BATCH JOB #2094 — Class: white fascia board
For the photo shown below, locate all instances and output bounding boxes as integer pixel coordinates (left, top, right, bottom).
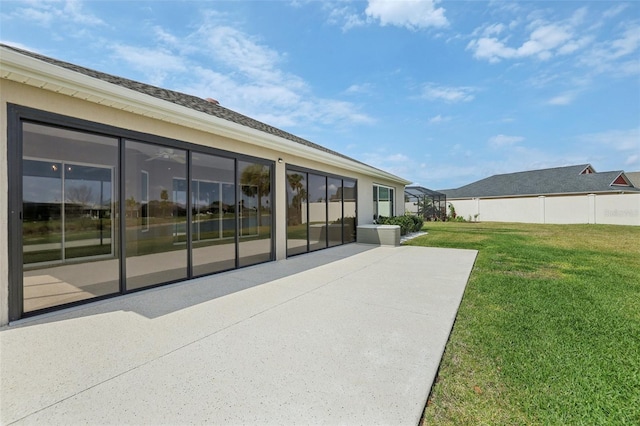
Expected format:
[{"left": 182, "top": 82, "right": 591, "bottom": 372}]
[{"left": 1, "top": 46, "right": 411, "bottom": 186}]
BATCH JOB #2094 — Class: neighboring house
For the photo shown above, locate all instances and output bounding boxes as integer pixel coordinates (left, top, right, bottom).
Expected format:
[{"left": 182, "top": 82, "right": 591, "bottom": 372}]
[
  {"left": 0, "top": 44, "right": 410, "bottom": 324},
  {"left": 440, "top": 164, "right": 640, "bottom": 226}
]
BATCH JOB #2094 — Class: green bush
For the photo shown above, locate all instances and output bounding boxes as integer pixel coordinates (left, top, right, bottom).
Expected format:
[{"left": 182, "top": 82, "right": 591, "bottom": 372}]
[{"left": 377, "top": 214, "right": 423, "bottom": 235}]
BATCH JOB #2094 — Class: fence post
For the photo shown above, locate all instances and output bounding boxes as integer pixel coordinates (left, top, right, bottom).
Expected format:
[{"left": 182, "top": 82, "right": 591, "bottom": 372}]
[
  {"left": 588, "top": 194, "right": 596, "bottom": 224},
  {"left": 538, "top": 196, "right": 546, "bottom": 224}
]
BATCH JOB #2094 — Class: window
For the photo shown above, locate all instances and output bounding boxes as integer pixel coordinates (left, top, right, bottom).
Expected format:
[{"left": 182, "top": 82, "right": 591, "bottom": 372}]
[{"left": 373, "top": 184, "right": 395, "bottom": 220}]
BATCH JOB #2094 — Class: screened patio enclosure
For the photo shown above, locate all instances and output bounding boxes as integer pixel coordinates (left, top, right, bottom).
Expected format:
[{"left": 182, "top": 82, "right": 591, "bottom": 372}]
[{"left": 405, "top": 186, "right": 447, "bottom": 221}]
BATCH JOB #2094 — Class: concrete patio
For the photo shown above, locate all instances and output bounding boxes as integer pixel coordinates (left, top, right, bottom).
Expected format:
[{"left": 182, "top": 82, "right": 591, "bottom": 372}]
[{"left": 1, "top": 243, "right": 477, "bottom": 425}]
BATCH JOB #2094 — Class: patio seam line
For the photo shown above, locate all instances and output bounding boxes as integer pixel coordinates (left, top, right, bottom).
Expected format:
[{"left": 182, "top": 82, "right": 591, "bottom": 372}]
[{"left": 4, "top": 259, "right": 375, "bottom": 424}]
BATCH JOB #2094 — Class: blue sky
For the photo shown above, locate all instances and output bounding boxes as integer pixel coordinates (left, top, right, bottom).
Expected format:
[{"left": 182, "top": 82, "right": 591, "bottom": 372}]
[{"left": 1, "top": 0, "right": 639, "bottom": 189}]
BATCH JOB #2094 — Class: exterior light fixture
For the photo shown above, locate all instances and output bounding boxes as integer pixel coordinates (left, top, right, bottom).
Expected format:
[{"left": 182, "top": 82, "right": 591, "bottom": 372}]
[{"left": 278, "top": 158, "right": 283, "bottom": 164}]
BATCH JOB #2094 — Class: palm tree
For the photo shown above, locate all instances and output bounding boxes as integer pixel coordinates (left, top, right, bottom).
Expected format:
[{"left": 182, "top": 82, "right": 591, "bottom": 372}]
[
  {"left": 286, "top": 172, "right": 306, "bottom": 225},
  {"left": 240, "top": 164, "right": 271, "bottom": 227}
]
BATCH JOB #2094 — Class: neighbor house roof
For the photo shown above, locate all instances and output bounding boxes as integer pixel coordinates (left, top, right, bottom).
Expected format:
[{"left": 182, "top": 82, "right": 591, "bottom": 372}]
[
  {"left": 441, "top": 164, "right": 640, "bottom": 199},
  {"left": 0, "top": 43, "right": 411, "bottom": 185},
  {"left": 626, "top": 172, "right": 640, "bottom": 188}
]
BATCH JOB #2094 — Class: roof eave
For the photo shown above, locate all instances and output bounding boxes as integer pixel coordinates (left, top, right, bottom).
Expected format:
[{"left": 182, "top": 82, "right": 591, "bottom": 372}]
[{"left": 1, "top": 46, "right": 411, "bottom": 186}]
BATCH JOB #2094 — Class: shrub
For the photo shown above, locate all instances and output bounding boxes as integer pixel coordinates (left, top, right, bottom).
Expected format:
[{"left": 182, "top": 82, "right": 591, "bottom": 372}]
[{"left": 377, "top": 214, "right": 423, "bottom": 235}]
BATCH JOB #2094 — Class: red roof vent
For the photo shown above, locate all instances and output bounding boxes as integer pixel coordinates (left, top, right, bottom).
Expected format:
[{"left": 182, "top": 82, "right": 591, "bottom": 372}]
[{"left": 205, "top": 98, "right": 220, "bottom": 105}]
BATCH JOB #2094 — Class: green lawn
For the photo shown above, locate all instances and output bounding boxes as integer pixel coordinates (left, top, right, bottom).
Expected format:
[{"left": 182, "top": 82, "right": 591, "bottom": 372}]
[{"left": 405, "top": 222, "right": 640, "bottom": 425}]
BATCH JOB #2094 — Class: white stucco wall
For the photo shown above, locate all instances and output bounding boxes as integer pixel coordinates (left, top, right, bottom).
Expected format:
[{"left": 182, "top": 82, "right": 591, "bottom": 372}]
[{"left": 0, "top": 77, "right": 407, "bottom": 324}]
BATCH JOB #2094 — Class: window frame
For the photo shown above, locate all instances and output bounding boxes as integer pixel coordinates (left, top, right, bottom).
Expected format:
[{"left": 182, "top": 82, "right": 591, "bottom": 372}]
[{"left": 373, "top": 184, "right": 396, "bottom": 220}]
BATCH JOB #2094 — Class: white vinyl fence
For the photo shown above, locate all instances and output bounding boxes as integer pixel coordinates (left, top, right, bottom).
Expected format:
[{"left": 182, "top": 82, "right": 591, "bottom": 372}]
[{"left": 448, "top": 193, "right": 640, "bottom": 226}]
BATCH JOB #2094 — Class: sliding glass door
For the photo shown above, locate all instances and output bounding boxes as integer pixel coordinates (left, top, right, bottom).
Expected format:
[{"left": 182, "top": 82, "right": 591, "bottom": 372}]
[
  {"left": 12, "top": 110, "right": 275, "bottom": 320},
  {"left": 285, "top": 166, "right": 357, "bottom": 257}
]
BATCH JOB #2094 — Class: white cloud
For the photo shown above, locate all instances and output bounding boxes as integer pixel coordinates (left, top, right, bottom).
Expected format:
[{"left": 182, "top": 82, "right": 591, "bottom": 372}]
[
  {"left": 105, "top": 12, "right": 373, "bottom": 131},
  {"left": 483, "top": 23, "right": 505, "bottom": 37},
  {"left": 547, "top": 92, "right": 576, "bottom": 106},
  {"left": 428, "top": 114, "right": 451, "bottom": 124},
  {"left": 603, "top": 4, "right": 628, "bottom": 19},
  {"left": 625, "top": 154, "right": 638, "bottom": 166},
  {"left": 468, "top": 21, "right": 580, "bottom": 62},
  {"left": 577, "top": 129, "right": 640, "bottom": 153},
  {"left": 326, "top": 5, "right": 367, "bottom": 31},
  {"left": 466, "top": 5, "right": 601, "bottom": 63},
  {"left": 421, "top": 83, "right": 476, "bottom": 103},
  {"left": 365, "top": 0, "right": 448, "bottom": 30},
  {"left": 9, "top": 0, "right": 104, "bottom": 28},
  {"left": 110, "top": 44, "right": 188, "bottom": 86},
  {"left": 579, "top": 24, "right": 640, "bottom": 77},
  {"left": 345, "top": 83, "right": 374, "bottom": 95},
  {"left": 488, "top": 134, "right": 524, "bottom": 148},
  {"left": 194, "top": 23, "right": 292, "bottom": 85}
]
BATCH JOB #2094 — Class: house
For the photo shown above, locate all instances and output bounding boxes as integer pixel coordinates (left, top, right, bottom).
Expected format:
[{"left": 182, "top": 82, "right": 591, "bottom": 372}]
[
  {"left": 0, "top": 44, "right": 410, "bottom": 324},
  {"left": 440, "top": 164, "right": 640, "bottom": 225}
]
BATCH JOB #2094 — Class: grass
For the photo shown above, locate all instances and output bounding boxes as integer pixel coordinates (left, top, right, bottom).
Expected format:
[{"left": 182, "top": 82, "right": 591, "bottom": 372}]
[{"left": 406, "top": 222, "right": 640, "bottom": 425}]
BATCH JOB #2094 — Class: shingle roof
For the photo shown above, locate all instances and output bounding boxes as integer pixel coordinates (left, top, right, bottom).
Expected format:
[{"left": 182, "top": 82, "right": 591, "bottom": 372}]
[
  {"left": 626, "top": 172, "right": 640, "bottom": 188},
  {"left": 441, "top": 164, "right": 640, "bottom": 199},
  {"left": 1, "top": 43, "right": 368, "bottom": 167}
]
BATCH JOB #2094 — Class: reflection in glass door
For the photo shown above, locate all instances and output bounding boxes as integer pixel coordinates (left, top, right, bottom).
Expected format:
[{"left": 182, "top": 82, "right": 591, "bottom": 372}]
[
  {"left": 191, "top": 152, "right": 236, "bottom": 276},
  {"left": 125, "top": 141, "right": 188, "bottom": 290},
  {"left": 286, "top": 170, "right": 308, "bottom": 256},
  {"left": 308, "top": 174, "right": 327, "bottom": 251},
  {"left": 64, "top": 164, "right": 114, "bottom": 260},
  {"left": 22, "top": 122, "right": 120, "bottom": 313},
  {"left": 238, "top": 161, "right": 272, "bottom": 267}
]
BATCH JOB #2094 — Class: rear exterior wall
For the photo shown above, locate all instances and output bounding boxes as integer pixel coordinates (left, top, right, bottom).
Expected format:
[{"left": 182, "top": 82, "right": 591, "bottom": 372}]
[{"left": 0, "top": 79, "right": 404, "bottom": 325}]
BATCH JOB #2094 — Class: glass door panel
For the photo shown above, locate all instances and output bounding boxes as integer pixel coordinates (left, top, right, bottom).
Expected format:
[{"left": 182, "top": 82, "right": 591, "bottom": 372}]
[
  {"left": 22, "top": 123, "right": 119, "bottom": 313},
  {"left": 22, "top": 159, "right": 63, "bottom": 265},
  {"left": 308, "top": 174, "right": 327, "bottom": 251},
  {"left": 191, "top": 152, "right": 236, "bottom": 276},
  {"left": 286, "top": 171, "right": 308, "bottom": 256},
  {"left": 343, "top": 179, "right": 357, "bottom": 243},
  {"left": 327, "top": 177, "right": 343, "bottom": 247},
  {"left": 238, "top": 161, "right": 272, "bottom": 267},
  {"left": 125, "top": 141, "right": 187, "bottom": 290}
]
